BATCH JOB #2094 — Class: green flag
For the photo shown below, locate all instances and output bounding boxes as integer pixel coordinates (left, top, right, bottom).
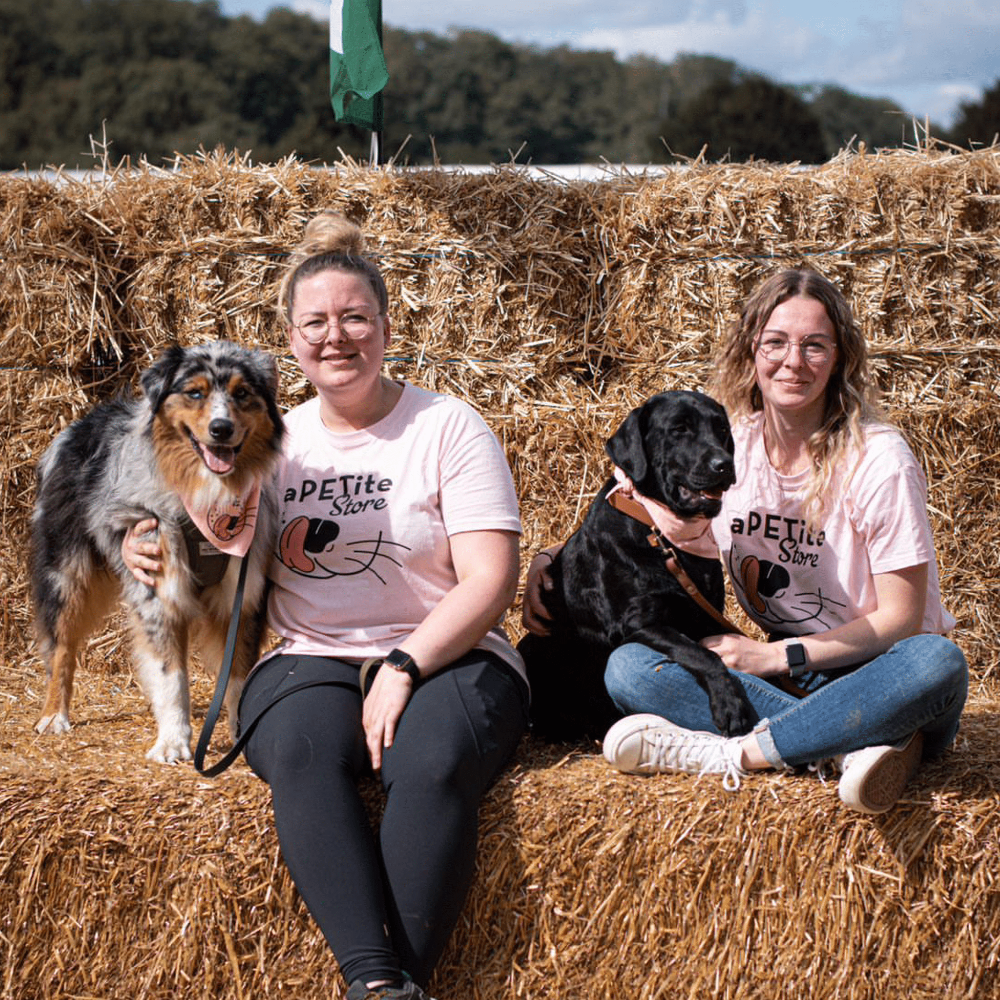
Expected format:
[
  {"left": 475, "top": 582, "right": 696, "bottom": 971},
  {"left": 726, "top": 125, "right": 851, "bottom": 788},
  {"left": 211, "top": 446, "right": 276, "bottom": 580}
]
[{"left": 329, "top": 0, "right": 388, "bottom": 131}]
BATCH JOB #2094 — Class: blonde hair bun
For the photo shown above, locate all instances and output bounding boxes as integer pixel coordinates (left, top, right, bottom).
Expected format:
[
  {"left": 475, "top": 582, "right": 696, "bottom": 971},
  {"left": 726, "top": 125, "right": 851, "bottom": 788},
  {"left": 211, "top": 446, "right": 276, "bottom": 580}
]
[
  {"left": 279, "top": 212, "right": 387, "bottom": 321},
  {"left": 298, "top": 211, "right": 366, "bottom": 258}
]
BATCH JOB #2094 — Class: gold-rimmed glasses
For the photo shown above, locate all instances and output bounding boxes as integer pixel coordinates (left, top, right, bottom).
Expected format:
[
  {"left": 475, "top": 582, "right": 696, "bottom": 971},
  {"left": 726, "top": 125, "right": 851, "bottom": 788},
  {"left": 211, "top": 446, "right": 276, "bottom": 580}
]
[
  {"left": 756, "top": 334, "right": 836, "bottom": 365},
  {"left": 293, "top": 311, "right": 383, "bottom": 343}
]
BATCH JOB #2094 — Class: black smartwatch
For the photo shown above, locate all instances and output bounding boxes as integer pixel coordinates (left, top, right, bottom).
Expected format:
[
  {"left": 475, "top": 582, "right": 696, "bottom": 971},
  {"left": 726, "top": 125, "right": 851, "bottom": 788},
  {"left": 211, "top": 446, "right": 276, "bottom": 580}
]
[
  {"left": 384, "top": 647, "right": 421, "bottom": 684},
  {"left": 784, "top": 640, "right": 808, "bottom": 677}
]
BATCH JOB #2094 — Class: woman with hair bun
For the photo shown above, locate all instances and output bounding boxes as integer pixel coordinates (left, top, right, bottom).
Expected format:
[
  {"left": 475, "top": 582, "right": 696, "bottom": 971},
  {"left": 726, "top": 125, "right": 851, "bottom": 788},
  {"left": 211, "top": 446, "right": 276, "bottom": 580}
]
[
  {"left": 128, "top": 212, "right": 528, "bottom": 999},
  {"left": 525, "top": 268, "right": 967, "bottom": 813}
]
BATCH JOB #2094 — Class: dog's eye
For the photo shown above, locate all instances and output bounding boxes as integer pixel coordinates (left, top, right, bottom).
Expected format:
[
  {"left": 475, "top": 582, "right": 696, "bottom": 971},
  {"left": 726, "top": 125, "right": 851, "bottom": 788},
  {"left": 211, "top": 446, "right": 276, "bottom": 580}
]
[
  {"left": 232, "top": 386, "right": 250, "bottom": 401},
  {"left": 185, "top": 388, "right": 204, "bottom": 400}
]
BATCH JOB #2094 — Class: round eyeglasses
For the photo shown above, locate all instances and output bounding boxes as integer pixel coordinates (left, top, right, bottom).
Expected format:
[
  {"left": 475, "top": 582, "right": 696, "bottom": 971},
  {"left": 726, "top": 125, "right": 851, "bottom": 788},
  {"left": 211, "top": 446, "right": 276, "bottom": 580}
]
[
  {"left": 293, "top": 312, "right": 382, "bottom": 344},
  {"left": 756, "top": 334, "right": 836, "bottom": 365}
]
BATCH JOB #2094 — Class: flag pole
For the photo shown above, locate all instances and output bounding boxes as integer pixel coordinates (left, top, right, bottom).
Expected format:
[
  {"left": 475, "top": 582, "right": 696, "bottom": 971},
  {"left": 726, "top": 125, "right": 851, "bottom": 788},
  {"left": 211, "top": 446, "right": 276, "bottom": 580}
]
[
  {"left": 371, "top": 0, "right": 383, "bottom": 166},
  {"left": 330, "top": 0, "right": 387, "bottom": 163}
]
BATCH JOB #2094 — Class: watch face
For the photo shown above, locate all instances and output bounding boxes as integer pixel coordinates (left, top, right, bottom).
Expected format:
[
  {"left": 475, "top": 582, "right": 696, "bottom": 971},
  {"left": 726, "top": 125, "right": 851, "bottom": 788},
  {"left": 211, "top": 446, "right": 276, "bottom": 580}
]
[
  {"left": 786, "top": 642, "right": 807, "bottom": 669},
  {"left": 385, "top": 648, "right": 420, "bottom": 681}
]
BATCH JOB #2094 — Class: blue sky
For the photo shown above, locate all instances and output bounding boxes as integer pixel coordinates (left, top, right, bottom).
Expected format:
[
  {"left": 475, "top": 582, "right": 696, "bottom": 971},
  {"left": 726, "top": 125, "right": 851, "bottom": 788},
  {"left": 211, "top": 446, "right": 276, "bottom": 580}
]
[{"left": 218, "top": 0, "right": 997, "bottom": 129}]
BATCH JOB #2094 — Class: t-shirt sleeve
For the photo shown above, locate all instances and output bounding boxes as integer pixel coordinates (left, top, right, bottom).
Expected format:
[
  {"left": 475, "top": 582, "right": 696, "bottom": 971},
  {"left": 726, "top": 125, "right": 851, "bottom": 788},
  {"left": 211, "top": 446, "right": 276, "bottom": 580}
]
[
  {"left": 436, "top": 403, "right": 522, "bottom": 536},
  {"left": 848, "top": 432, "right": 935, "bottom": 575}
]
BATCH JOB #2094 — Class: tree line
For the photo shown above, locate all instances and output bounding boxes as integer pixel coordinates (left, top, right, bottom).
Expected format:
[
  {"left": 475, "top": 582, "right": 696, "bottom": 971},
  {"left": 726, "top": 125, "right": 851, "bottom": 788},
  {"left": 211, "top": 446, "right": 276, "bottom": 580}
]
[{"left": 1, "top": 0, "right": 997, "bottom": 171}]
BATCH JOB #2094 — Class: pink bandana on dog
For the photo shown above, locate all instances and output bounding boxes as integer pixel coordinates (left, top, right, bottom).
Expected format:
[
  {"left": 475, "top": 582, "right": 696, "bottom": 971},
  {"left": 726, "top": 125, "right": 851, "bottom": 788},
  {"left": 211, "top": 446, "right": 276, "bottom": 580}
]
[
  {"left": 608, "top": 466, "right": 719, "bottom": 560},
  {"left": 181, "top": 479, "right": 262, "bottom": 558}
]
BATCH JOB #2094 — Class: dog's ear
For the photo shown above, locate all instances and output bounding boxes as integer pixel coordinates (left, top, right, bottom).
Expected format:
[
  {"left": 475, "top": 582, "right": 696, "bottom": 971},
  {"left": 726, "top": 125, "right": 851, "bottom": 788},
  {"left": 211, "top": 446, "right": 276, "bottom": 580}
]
[
  {"left": 244, "top": 350, "right": 285, "bottom": 445},
  {"left": 140, "top": 345, "right": 187, "bottom": 416},
  {"left": 253, "top": 350, "right": 279, "bottom": 398},
  {"left": 605, "top": 404, "right": 648, "bottom": 483}
]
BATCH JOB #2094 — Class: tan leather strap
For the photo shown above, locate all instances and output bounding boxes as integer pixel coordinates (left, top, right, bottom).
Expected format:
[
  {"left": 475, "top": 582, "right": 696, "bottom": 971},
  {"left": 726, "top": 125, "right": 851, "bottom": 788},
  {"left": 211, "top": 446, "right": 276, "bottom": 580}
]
[
  {"left": 646, "top": 528, "right": 747, "bottom": 636},
  {"left": 606, "top": 489, "right": 655, "bottom": 525},
  {"left": 608, "top": 490, "right": 740, "bottom": 632},
  {"left": 608, "top": 490, "right": 809, "bottom": 699}
]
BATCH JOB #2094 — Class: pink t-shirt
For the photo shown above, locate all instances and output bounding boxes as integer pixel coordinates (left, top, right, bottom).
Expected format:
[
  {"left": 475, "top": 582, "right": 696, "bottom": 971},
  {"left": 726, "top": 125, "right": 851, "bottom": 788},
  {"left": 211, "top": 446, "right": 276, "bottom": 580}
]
[
  {"left": 262, "top": 383, "right": 526, "bottom": 683},
  {"left": 713, "top": 414, "right": 955, "bottom": 637}
]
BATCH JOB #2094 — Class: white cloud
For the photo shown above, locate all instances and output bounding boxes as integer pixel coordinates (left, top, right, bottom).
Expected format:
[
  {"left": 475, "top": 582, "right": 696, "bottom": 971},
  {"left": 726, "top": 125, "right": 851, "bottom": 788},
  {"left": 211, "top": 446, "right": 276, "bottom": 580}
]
[
  {"left": 288, "top": 0, "right": 327, "bottom": 20},
  {"left": 293, "top": 0, "right": 744, "bottom": 40},
  {"left": 546, "top": 1, "right": 997, "bottom": 124},
  {"left": 562, "top": 5, "right": 828, "bottom": 80}
]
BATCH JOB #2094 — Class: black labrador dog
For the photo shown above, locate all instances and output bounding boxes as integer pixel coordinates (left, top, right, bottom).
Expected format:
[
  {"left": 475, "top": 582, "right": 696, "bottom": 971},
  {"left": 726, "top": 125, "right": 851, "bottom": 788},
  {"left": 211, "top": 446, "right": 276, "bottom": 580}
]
[{"left": 519, "top": 390, "right": 757, "bottom": 741}]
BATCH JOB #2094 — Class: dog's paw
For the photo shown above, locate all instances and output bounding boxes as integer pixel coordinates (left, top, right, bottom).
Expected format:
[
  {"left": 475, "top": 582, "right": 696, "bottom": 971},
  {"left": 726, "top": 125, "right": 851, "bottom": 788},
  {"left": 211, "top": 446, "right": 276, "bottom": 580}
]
[
  {"left": 35, "top": 711, "right": 72, "bottom": 735},
  {"left": 710, "top": 678, "right": 757, "bottom": 738},
  {"left": 145, "top": 734, "right": 193, "bottom": 764}
]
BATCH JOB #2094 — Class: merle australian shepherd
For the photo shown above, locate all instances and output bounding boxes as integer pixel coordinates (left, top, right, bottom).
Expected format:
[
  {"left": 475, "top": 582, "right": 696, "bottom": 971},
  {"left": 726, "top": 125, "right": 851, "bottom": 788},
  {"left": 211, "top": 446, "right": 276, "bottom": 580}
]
[{"left": 30, "top": 342, "right": 284, "bottom": 763}]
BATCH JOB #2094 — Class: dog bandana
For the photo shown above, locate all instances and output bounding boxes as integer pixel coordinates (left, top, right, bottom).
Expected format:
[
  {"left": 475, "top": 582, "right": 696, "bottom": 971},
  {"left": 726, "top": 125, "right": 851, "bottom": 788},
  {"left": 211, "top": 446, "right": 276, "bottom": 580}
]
[
  {"left": 181, "top": 479, "right": 262, "bottom": 558},
  {"left": 609, "top": 467, "right": 719, "bottom": 560}
]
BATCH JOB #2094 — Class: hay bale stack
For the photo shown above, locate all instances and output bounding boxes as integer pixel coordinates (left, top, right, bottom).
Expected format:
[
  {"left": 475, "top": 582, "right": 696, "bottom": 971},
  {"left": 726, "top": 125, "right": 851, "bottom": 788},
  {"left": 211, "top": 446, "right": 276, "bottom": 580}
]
[
  {"left": 2, "top": 698, "right": 999, "bottom": 1000},
  {"left": 2, "top": 146, "right": 1000, "bottom": 998}
]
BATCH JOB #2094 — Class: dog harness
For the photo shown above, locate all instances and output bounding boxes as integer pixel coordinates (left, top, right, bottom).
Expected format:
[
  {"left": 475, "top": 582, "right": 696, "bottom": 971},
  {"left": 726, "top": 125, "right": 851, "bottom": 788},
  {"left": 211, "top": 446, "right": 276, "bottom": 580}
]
[
  {"left": 181, "top": 516, "right": 231, "bottom": 590},
  {"left": 177, "top": 478, "right": 262, "bottom": 589}
]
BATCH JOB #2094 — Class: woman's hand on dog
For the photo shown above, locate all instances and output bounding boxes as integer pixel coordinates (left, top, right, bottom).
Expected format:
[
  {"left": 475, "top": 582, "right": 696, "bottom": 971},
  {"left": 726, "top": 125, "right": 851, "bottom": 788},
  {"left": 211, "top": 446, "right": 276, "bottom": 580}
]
[
  {"left": 701, "top": 633, "right": 785, "bottom": 676},
  {"left": 362, "top": 666, "right": 414, "bottom": 771},
  {"left": 122, "top": 518, "right": 163, "bottom": 588},
  {"left": 521, "top": 545, "right": 563, "bottom": 635}
]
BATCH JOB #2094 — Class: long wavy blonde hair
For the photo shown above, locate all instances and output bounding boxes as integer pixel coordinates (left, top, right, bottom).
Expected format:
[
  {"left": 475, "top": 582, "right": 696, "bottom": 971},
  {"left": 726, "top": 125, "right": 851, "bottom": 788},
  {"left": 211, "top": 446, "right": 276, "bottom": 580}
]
[
  {"left": 277, "top": 212, "right": 388, "bottom": 322},
  {"left": 708, "top": 269, "right": 882, "bottom": 525}
]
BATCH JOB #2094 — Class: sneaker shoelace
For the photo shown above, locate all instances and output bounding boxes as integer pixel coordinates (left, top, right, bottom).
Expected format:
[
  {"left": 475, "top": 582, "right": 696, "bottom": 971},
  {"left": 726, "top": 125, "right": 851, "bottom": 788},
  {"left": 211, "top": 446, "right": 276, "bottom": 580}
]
[
  {"left": 642, "top": 728, "right": 746, "bottom": 791},
  {"left": 807, "top": 756, "right": 844, "bottom": 783}
]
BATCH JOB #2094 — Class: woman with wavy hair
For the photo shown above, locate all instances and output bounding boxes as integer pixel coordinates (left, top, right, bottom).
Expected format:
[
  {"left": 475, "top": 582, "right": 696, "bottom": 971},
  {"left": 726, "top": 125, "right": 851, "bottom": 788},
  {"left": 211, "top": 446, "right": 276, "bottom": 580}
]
[
  {"left": 525, "top": 268, "right": 967, "bottom": 812},
  {"left": 711, "top": 268, "right": 878, "bottom": 528}
]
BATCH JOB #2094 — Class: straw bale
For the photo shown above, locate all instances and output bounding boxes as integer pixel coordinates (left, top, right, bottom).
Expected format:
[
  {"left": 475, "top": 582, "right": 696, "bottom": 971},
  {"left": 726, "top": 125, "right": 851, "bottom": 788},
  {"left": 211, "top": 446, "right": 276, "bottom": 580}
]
[
  {"left": 589, "top": 151, "right": 1000, "bottom": 378},
  {"left": 2, "top": 689, "right": 999, "bottom": 1000},
  {"left": 295, "top": 164, "right": 604, "bottom": 381},
  {"left": 3, "top": 146, "right": 1000, "bottom": 999},
  {"left": 0, "top": 175, "right": 126, "bottom": 371}
]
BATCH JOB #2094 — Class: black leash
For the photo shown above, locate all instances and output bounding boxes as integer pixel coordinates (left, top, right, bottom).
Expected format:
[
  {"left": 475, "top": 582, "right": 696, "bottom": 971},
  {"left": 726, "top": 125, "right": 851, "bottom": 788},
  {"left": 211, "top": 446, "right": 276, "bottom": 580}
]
[
  {"left": 193, "top": 556, "right": 356, "bottom": 776},
  {"left": 194, "top": 554, "right": 250, "bottom": 776}
]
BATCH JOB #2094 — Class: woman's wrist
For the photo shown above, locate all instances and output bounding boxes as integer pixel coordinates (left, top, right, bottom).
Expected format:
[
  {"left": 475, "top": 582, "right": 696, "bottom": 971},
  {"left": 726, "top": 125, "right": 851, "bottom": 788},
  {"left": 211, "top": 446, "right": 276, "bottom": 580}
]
[
  {"left": 383, "top": 647, "right": 421, "bottom": 683},
  {"left": 778, "top": 638, "right": 808, "bottom": 676}
]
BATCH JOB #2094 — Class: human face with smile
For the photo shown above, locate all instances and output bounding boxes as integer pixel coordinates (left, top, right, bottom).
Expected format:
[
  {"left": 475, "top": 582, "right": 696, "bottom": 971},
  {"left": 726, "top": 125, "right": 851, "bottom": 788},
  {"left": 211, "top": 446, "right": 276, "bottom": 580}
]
[
  {"left": 753, "top": 295, "right": 837, "bottom": 429},
  {"left": 288, "top": 268, "right": 392, "bottom": 423}
]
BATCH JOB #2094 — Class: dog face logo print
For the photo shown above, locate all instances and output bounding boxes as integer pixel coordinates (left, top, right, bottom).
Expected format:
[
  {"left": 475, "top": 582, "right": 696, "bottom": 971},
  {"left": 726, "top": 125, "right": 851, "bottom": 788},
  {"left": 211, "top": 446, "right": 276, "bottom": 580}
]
[
  {"left": 731, "top": 552, "right": 846, "bottom": 630},
  {"left": 184, "top": 482, "right": 262, "bottom": 557},
  {"left": 278, "top": 515, "right": 410, "bottom": 582},
  {"left": 207, "top": 495, "right": 254, "bottom": 542}
]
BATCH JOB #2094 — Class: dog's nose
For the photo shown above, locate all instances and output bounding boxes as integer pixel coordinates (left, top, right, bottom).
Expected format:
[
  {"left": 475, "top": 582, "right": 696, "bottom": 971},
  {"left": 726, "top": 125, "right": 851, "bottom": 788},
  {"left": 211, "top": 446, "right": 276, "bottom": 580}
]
[
  {"left": 710, "top": 454, "right": 735, "bottom": 479},
  {"left": 208, "top": 418, "right": 235, "bottom": 442}
]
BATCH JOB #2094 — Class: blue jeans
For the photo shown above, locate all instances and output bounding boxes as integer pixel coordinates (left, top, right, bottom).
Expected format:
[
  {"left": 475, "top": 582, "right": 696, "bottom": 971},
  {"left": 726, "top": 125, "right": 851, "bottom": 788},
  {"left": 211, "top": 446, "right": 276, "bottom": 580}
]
[{"left": 604, "top": 634, "right": 968, "bottom": 768}]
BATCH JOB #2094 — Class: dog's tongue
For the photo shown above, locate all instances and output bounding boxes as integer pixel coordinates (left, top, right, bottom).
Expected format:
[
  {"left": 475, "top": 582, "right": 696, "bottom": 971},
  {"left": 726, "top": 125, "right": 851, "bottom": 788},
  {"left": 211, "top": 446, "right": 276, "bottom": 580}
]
[
  {"left": 201, "top": 444, "right": 236, "bottom": 475},
  {"left": 701, "top": 488, "right": 723, "bottom": 501}
]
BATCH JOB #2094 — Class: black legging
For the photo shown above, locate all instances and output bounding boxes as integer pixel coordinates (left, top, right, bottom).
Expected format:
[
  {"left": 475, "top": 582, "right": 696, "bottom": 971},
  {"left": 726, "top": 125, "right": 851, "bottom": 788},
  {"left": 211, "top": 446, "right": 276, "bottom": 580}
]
[{"left": 239, "top": 651, "right": 528, "bottom": 988}]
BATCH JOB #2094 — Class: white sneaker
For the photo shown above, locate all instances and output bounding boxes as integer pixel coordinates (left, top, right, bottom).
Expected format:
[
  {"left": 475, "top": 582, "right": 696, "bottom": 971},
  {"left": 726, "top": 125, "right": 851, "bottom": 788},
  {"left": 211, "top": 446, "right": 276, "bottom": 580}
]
[
  {"left": 837, "top": 731, "right": 924, "bottom": 814},
  {"left": 603, "top": 713, "right": 748, "bottom": 791}
]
